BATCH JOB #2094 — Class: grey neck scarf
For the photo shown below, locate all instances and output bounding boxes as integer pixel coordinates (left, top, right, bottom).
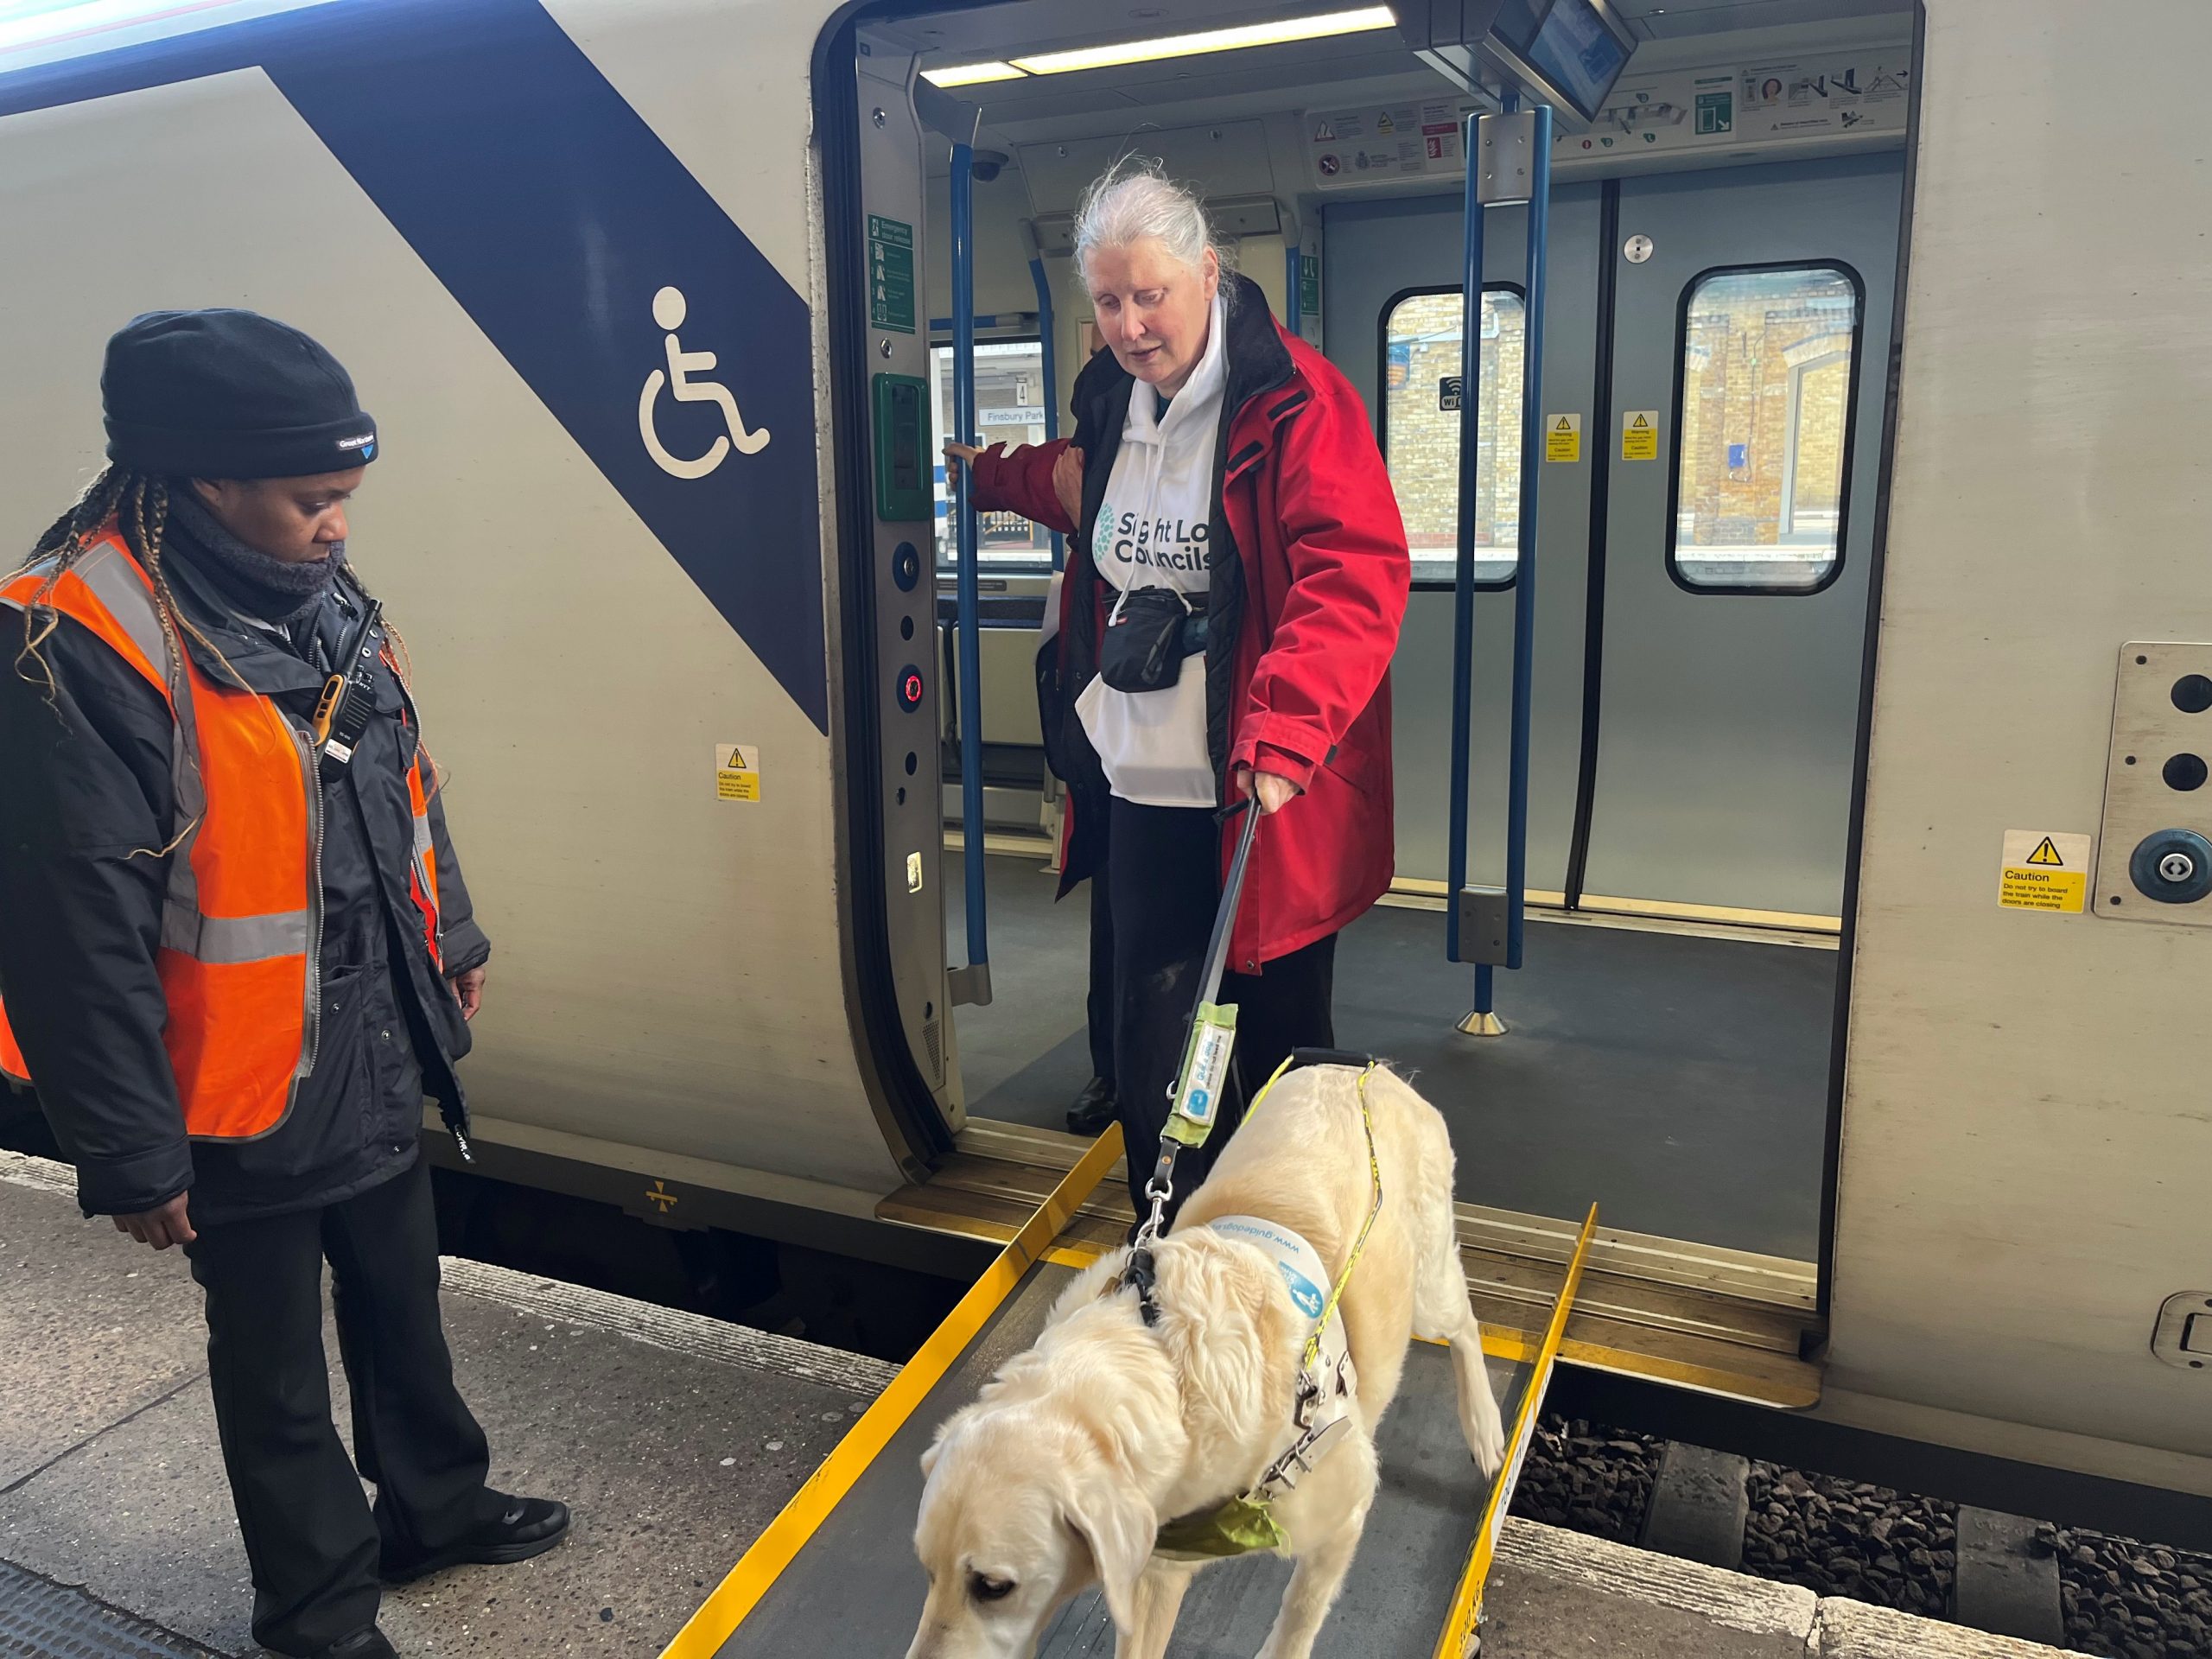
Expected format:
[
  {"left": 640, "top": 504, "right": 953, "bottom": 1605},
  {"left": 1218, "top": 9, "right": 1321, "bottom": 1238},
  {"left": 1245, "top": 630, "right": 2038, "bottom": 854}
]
[{"left": 163, "top": 486, "right": 344, "bottom": 626}]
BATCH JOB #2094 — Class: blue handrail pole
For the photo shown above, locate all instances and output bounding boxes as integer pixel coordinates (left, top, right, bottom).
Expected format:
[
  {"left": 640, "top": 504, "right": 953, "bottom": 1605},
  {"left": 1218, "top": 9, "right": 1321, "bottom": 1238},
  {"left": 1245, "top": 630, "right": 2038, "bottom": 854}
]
[
  {"left": 1505, "top": 105, "right": 1553, "bottom": 970},
  {"left": 951, "top": 142, "right": 988, "bottom": 983},
  {"left": 1446, "top": 110, "right": 1486, "bottom": 968},
  {"left": 1025, "top": 251, "right": 1064, "bottom": 571},
  {"left": 1285, "top": 244, "right": 1301, "bottom": 333}
]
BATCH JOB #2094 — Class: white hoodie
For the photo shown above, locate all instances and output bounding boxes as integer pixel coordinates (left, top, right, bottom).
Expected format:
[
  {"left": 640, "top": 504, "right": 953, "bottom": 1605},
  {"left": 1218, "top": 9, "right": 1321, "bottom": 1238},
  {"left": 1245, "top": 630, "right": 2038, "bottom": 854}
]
[{"left": 1076, "top": 295, "right": 1228, "bottom": 808}]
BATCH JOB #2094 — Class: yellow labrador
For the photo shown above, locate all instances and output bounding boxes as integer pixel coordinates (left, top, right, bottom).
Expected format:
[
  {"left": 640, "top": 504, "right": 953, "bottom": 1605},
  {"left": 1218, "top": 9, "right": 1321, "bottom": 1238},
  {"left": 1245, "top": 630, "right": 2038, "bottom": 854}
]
[{"left": 906, "top": 1063, "right": 1505, "bottom": 1659}]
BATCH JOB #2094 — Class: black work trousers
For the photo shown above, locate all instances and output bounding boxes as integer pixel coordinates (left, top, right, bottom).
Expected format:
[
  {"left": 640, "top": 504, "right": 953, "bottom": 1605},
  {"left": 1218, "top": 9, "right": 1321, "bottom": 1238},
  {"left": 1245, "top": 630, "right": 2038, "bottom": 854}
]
[
  {"left": 1085, "top": 862, "right": 1116, "bottom": 1084},
  {"left": 1107, "top": 797, "right": 1337, "bottom": 1220},
  {"left": 187, "top": 1157, "right": 493, "bottom": 1656}
]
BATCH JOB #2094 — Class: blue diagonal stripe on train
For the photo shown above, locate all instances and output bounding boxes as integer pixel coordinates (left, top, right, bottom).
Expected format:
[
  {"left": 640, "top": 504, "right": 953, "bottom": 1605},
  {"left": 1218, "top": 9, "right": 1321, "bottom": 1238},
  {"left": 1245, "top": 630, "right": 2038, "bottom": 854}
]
[{"left": 0, "top": 0, "right": 828, "bottom": 733}]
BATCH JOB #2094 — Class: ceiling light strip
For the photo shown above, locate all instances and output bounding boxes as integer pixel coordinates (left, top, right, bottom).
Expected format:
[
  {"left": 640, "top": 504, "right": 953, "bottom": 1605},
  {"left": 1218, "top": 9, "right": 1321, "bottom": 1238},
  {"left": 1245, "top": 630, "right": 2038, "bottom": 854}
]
[
  {"left": 922, "top": 5, "right": 1398, "bottom": 87},
  {"left": 918, "top": 59, "right": 1028, "bottom": 88}
]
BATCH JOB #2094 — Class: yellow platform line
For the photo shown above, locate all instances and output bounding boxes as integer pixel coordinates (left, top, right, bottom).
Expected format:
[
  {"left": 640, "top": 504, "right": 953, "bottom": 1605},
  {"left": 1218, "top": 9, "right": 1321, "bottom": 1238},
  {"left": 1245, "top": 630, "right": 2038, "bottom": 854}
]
[
  {"left": 1433, "top": 1204, "right": 1600, "bottom": 1659},
  {"left": 658, "top": 1124, "right": 1124, "bottom": 1658}
]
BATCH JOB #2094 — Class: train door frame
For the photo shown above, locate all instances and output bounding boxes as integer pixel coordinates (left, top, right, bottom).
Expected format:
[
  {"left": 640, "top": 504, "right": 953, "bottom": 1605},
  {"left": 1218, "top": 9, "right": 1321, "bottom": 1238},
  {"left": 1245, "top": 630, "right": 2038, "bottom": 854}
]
[
  {"left": 1815, "top": 0, "right": 1927, "bottom": 1326},
  {"left": 811, "top": 0, "right": 1931, "bottom": 1330}
]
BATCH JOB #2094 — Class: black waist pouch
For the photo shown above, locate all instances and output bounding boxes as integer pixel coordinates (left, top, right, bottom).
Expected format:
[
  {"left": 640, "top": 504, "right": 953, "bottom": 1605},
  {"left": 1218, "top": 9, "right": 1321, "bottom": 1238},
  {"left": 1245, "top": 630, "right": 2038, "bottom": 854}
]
[{"left": 1098, "top": 587, "right": 1208, "bottom": 694}]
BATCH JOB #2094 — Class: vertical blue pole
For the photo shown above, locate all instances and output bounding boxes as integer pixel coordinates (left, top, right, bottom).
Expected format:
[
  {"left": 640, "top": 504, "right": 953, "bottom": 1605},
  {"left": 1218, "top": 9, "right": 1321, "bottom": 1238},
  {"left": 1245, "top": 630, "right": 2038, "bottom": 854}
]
[
  {"left": 1504, "top": 105, "right": 1553, "bottom": 970},
  {"left": 1025, "top": 253, "right": 1064, "bottom": 571},
  {"left": 951, "top": 143, "right": 988, "bottom": 977},
  {"left": 1446, "top": 111, "right": 1486, "bottom": 969},
  {"left": 1285, "top": 244, "right": 1301, "bottom": 334}
]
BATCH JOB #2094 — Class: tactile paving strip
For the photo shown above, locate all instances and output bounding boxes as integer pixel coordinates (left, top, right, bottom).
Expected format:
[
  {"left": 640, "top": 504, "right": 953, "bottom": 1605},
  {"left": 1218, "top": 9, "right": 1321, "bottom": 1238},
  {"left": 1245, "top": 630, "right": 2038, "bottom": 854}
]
[{"left": 0, "top": 1561, "right": 213, "bottom": 1658}]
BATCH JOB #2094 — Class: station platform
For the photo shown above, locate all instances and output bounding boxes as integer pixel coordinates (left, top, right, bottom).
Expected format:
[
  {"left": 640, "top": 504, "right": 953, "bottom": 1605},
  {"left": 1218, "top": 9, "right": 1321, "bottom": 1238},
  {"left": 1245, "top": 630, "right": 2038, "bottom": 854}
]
[{"left": 0, "top": 1149, "right": 2085, "bottom": 1659}]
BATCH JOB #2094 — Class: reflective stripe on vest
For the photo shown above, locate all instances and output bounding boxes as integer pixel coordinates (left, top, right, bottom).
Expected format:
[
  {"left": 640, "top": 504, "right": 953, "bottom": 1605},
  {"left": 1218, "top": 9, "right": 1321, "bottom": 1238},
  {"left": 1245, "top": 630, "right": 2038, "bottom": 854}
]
[
  {"left": 404, "top": 758, "right": 442, "bottom": 969},
  {"left": 0, "top": 530, "right": 315, "bottom": 1140}
]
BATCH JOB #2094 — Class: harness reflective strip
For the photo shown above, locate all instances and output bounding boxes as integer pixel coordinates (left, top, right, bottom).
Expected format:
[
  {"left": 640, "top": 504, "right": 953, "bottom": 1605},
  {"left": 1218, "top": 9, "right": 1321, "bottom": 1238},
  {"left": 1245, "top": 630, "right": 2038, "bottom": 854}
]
[{"left": 161, "top": 906, "right": 311, "bottom": 964}]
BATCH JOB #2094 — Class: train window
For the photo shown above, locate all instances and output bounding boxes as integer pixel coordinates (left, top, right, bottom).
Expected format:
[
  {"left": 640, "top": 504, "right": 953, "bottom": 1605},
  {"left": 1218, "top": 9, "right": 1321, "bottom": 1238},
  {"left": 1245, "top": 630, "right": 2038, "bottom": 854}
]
[
  {"left": 1669, "top": 264, "right": 1862, "bottom": 594},
  {"left": 1379, "top": 286, "right": 1526, "bottom": 588},
  {"left": 931, "top": 340, "right": 1055, "bottom": 572}
]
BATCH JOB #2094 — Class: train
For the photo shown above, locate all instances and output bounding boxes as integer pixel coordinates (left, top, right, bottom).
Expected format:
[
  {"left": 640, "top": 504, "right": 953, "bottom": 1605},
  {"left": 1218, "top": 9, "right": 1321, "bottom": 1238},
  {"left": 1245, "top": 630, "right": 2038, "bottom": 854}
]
[{"left": 2, "top": 0, "right": 2207, "bottom": 1529}]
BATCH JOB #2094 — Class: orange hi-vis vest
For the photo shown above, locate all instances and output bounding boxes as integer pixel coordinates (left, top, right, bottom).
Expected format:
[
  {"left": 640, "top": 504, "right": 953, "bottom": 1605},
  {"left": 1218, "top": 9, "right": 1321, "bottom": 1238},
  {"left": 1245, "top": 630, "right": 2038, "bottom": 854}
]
[{"left": 0, "top": 526, "right": 442, "bottom": 1139}]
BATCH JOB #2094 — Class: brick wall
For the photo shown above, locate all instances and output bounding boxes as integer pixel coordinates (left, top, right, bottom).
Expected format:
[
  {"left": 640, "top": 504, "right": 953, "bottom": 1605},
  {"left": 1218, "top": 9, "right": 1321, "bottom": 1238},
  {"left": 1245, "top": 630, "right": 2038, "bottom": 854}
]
[
  {"left": 1382, "top": 295, "right": 1526, "bottom": 570},
  {"left": 1677, "top": 277, "right": 1855, "bottom": 551}
]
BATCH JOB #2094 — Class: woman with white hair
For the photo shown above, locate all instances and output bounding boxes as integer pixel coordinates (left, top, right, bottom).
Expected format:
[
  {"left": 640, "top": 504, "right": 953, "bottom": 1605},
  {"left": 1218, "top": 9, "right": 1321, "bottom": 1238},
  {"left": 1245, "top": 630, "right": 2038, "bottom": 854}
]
[{"left": 949, "top": 162, "right": 1411, "bottom": 1217}]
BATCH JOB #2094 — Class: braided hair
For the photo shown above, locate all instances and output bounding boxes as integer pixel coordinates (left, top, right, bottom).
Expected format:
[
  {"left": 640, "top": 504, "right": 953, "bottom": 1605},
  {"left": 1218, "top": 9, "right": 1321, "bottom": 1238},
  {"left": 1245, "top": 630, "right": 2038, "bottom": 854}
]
[
  {"left": 13, "top": 465, "right": 245, "bottom": 698},
  {"left": 12, "top": 467, "right": 443, "bottom": 805}
]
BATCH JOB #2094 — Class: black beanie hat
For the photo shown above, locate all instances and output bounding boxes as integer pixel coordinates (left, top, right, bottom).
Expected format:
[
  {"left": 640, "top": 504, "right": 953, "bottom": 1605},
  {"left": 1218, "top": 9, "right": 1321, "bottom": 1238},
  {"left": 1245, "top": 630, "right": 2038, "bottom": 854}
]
[{"left": 101, "top": 309, "right": 378, "bottom": 480}]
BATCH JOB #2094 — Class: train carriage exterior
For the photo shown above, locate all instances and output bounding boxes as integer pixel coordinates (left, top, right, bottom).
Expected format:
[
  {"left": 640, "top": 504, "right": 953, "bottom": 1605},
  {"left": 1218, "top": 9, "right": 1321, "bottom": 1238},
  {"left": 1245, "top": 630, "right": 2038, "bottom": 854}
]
[{"left": 1, "top": 0, "right": 2207, "bottom": 1522}]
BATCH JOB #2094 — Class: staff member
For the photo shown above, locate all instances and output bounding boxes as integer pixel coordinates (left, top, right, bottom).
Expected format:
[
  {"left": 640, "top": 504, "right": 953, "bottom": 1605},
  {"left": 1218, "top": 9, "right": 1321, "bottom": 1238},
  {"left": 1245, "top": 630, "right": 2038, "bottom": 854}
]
[
  {"left": 0, "top": 311, "right": 567, "bottom": 1659},
  {"left": 951, "top": 163, "right": 1411, "bottom": 1215}
]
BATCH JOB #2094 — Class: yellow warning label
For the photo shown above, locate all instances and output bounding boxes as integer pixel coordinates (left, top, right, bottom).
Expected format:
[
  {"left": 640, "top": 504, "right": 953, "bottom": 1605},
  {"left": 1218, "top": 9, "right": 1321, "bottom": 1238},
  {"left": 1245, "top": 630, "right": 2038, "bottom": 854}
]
[
  {"left": 1998, "top": 830, "right": 2090, "bottom": 913},
  {"left": 1622, "top": 410, "right": 1660, "bottom": 461},
  {"left": 715, "top": 743, "right": 761, "bottom": 803},
  {"left": 1545, "top": 412, "right": 1581, "bottom": 463}
]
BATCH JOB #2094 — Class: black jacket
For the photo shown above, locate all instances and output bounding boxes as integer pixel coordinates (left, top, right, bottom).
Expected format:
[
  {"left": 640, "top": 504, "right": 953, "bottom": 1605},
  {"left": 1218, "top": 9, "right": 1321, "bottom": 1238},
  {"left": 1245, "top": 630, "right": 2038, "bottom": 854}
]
[{"left": 0, "top": 518, "right": 487, "bottom": 1224}]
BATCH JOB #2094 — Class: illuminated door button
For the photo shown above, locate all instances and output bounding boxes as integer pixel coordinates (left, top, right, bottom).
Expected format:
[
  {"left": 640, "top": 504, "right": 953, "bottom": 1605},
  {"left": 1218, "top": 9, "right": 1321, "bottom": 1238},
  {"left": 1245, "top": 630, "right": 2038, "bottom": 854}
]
[{"left": 896, "top": 664, "right": 925, "bottom": 711}]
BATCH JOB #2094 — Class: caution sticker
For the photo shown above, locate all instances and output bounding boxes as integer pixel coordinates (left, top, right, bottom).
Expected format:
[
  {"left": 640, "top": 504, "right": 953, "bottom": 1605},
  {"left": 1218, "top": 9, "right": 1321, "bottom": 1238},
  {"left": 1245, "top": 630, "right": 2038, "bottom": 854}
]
[
  {"left": 1999, "top": 830, "right": 2091, "bottom": 912},
  {"left": 1545, "top": 412, "right": 1581, "bottom": 463},
  {"left": 1622, "top": 410, "right": 1660, "bottom": 461},
  {"left": 715, "top": 743, "right": 761, "bottom": 802}
]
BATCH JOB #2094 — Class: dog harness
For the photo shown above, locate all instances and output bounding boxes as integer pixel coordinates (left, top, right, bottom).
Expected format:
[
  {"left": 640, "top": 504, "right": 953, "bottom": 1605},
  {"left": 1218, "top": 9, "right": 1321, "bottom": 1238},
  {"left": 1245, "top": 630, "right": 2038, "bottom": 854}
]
[{"left": 1126, "top": 1061, "right": 1387, "bottom": 1561}]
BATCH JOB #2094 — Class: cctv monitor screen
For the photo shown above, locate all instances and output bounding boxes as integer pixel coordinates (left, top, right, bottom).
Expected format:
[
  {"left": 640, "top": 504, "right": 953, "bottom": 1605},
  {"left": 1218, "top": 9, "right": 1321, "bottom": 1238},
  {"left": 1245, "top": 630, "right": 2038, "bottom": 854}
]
[{"left": 1520, "top": 0, "right": 1632, "bottom": 122}]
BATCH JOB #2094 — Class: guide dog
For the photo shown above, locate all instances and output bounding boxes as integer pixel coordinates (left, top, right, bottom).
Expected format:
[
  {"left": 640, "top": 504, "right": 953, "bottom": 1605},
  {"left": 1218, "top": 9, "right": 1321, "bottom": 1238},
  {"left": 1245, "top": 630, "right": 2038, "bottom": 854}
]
[{"left": 904, "top": 1062, "right": 1506, "bottom": 1659}]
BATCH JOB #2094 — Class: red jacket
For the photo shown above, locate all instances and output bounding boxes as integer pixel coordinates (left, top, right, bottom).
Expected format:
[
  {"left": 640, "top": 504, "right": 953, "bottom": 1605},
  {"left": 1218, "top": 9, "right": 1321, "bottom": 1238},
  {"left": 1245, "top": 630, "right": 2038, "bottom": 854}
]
[{"left": 972, "top": 276, "right": 1411, "bottom": 971}]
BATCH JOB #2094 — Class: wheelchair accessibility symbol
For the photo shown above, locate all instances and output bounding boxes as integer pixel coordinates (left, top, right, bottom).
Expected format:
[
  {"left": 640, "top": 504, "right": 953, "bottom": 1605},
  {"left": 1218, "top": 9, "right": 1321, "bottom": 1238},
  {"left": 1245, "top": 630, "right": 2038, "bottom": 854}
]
[{"left": 639, "top": 285, "right": 771, "bottom": 478}]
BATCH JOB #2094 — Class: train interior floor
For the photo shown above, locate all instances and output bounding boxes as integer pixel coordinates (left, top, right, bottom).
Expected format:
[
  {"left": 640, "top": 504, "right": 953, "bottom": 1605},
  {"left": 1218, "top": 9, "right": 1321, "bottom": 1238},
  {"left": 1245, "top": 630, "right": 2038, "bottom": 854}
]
[{"left": 948, "top": 851, "right": 1839, "bottom": 1262}]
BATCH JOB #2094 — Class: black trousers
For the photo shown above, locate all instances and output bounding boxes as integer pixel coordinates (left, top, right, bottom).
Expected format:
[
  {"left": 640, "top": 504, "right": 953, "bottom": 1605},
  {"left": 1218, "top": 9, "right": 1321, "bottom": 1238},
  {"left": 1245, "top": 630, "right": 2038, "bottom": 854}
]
[
  {"left": 187, "top": 1157, "right": 493, "bottom": 1655},
  {"left": 1107, "top": 798, "right": 1337, "bottom": 1219},
  {"left": 1086, "top": 862, "right": 1116, "bottom": 1084}
]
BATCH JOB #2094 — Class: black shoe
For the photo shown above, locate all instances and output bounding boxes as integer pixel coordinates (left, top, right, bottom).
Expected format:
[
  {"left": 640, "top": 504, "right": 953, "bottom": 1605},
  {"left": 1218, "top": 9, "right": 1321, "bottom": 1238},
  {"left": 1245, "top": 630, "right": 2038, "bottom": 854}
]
[
  {"left": 313, "top": 1630, "right": 397, "bottom": 1659},
  {"left": 1066, "top": 1076, "right": 1116, "bottom": 1135},
  {"left": 380, "top": 1495, "right": 570, "bottom": 1584}
]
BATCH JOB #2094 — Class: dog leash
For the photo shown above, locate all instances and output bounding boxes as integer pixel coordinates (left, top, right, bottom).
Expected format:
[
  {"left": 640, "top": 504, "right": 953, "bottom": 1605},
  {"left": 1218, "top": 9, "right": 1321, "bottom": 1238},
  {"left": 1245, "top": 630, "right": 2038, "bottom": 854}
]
[{"left": 1122, "top": 797, "right": 1262, "bottom": 1313}]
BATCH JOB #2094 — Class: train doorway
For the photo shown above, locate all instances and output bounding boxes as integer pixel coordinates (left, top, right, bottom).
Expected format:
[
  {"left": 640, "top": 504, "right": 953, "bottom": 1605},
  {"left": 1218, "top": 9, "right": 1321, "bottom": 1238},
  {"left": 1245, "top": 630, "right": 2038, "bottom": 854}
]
[{"left": 833, "top": 0, "right": 1916, "bottom": 1370}]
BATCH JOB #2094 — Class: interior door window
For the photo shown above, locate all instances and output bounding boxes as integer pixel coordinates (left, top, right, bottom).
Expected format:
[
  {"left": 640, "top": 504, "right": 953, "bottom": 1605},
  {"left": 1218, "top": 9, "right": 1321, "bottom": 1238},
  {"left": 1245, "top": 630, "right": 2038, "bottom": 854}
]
[
  {"left": 931, "top": 339, "right": 1055, "bottom": 571},
  {"left": 1669, "top": 264, "right": 1862, "bottom": 594},
  {"left": 1380, "top": 287, "right": 1526, "bottom": 588}
]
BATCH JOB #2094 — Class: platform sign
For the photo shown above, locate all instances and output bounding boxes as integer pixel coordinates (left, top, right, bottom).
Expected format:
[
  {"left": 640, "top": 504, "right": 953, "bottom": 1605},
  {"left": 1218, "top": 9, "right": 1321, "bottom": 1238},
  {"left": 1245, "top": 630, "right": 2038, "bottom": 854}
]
[
  {"left": 715, "top": 743, "right": 761, "bottom": 802},
  {"left": 1999, "top": 830, "right": 2091, "bottom": 912},
  {"left": 1545, "top": 413, "right": 1582, "bottom": 462},
  {"left": 867, "top": 214, "right": 915, "bottom": 334},
  {"left": 1622, "top": 410, "right": 1660, "bottom": 460}
]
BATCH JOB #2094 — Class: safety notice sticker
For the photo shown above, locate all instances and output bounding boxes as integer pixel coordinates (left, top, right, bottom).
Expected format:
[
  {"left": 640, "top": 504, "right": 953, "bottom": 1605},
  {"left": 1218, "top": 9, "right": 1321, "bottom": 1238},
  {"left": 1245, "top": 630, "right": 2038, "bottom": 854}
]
[
  {"left": 1545, "top": 413, "right": 1582, "bottom": 462},
  {"left": 715, "top": 744, "right": 761, "bottom": 803},
  {"left": 1999, "top": 830, "right": 2090, "bottom": 912},
  {"left": 1622, "top": 410, "right": 1660, "bottom": 461}
]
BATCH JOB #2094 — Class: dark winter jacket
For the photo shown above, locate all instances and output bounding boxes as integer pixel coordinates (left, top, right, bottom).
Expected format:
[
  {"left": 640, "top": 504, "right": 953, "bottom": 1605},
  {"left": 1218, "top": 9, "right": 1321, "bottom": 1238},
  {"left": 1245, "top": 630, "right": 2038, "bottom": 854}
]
[
  {"left": 972, "top": 272, "right": 1412, "bottom": 970},
  {"left": 0, "top": 513, "right": 486, "bottom": 1224}
]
